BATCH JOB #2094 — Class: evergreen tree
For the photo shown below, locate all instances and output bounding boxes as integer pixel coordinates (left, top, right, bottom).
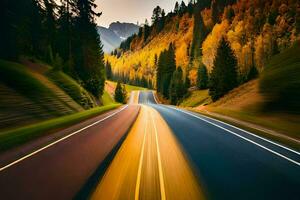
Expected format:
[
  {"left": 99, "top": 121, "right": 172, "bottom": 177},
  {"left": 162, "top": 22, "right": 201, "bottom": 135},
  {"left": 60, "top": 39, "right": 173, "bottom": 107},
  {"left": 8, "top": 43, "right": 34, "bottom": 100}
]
[
  {"left": 211, "top": 0, "right": 219, "bottom": 24},
  {"left": 1, "top": 0, "right": 43, "bottom": 59},
  {"left": 105, "top": 61, "right": 113, "bottom": 80},
  {"left": 169, "top": 67, "right": 186, "bottom": 105},
  {"left": 209, "top": 38, "right": 238, "bottom": 101},
  {"left": 156, "top": 43, "right": 176, "bottom": 99},
  {"left": 245, "top": 64, "right": 258, "bottom": 82},
  {"left": 190, "top": 7, "right": 206, "bottom": 62},
  {"left": 179, "top": 1, "right": 187, "bottom": 16},
  {"left": 43, "top": 0, "right": 57, "bottom": 62},
  {"left": 73, "top": 0, "right": 105, "bottom": 98},
  {"left": 174, "top": 2, "right": 180, "bottom": 14},
  {"left": 151, "top": 6, "right": 162, "bottom": 24},
  {"left": 143, "top": 19, "right": 151, "bottom": 41},
  {"left": 187, "top": 0, "right": 194, "bottom": 17},
  {"left": 197, "top": 64, "right": 208, "bottom": 89},
  {"left": 114, "top": 81, "right": 127, "bottom": 103}
]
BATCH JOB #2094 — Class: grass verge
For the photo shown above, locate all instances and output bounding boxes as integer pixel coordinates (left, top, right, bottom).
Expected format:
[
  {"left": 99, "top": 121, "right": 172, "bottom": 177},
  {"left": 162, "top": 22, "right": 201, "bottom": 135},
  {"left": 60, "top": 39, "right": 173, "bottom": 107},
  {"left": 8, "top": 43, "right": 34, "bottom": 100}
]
[
  {"left": 180, "top": 90, "right": 211, "bottom": 107},
  {"left": 0, "top": 104, "right": 120, "bottom": 151},
  {"left": 102, "top": 90, "right": 115, "bottom": 105}
]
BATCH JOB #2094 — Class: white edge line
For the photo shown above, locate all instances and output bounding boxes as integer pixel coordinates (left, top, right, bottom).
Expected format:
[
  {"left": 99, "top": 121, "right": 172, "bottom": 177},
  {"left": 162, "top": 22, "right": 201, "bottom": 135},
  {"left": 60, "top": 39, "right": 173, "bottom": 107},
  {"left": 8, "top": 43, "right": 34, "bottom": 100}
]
[
  {"left": 150, "top": 109, "right": 166, "bottom": 200},
  {"left": 167, "top": 106, "right": 300, "bottom": 167},
  {"left": 172, "top": 106, "right": 300, "bottom": 156},
  {"left": 151, "top": 91, "right": 299, "bottom": 157},
  {"left": 0, "top": 105, "right": 129, "bottom": 172},
  {"left": 152, "top": 91, "right": 159, "bottom": 104}
]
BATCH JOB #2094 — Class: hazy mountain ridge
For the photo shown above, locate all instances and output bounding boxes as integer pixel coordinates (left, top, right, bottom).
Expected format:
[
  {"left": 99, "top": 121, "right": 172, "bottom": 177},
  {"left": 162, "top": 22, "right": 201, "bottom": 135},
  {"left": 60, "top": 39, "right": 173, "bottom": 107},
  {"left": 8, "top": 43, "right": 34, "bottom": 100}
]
[{"left": 98, "top": 22, "right": 139, "bottom": 53}]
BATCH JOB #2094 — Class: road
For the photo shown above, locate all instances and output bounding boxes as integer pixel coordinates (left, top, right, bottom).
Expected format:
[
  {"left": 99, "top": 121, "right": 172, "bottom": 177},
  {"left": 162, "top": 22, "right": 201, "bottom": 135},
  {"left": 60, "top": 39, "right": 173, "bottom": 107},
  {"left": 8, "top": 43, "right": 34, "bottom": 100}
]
[
  {"left": 91, "top": 105, "right": 203, "bottom": 200},
  {"left": 139, "top": 91, "right": 300, "bottom": 200},
  {"left": 0, "top": 104, "right": 140, "bottom": 199},
  {"left": 0, "top": 90, "right": 299, "bottom": 200}
]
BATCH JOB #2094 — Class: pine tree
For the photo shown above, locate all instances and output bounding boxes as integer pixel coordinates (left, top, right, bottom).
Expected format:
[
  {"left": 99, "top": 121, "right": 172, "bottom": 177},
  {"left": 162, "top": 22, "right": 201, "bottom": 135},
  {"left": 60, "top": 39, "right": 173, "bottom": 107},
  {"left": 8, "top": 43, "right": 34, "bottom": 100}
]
[
  {"left": 105, "top": 61, "right": 113, "bottom": 80},
  {"left": 169, "top": 67, "right": 186, "bottom": 105},
  {"left": 114, "top": 81, "right": 127, "bottom": 103},
  {"left": 197, "top": 64, "right": 208, "bottom": 89},
  {"left": 151, "top": 6, "right": 162, "bottom": 24},
  {"left": 143, "top": 19, "right": 151, "bottom": 41},
  {"left": 179, "top": 1, "right": 187, "bottom": 16},
  {"left": 211, "top": 0, "right": 219, "bottom": 24},
  {"left": 1, "top": 0, "right": 43, "bottom": 60},
  {"left": 209, "top": 38, "right": 238, "bottom": 101},
  {"left": 73, "top": 0, "right": 105, "bottom": 98},
  {"left": 174, "top": 2, "right": 180, "bottom": 14},
  {"left": 156, "top": 43, "right": 176, "bottom": 99},
  {"left": 190, "top": 7, "right": 206, "bottom": 62},
  {"left": 43, "top": 0, "right": 57, "bottom": 63}
]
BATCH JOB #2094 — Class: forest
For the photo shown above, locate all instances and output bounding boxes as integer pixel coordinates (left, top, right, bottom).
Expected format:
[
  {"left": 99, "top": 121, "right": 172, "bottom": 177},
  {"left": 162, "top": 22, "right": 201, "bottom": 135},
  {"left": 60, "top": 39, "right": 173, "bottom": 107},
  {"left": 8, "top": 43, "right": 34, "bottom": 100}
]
[
  {"left": 106, "top": 0, "right": 300, "bottom": 107},
  {"left": 1, "top": 0, "right": 105, "bottom": 98}
]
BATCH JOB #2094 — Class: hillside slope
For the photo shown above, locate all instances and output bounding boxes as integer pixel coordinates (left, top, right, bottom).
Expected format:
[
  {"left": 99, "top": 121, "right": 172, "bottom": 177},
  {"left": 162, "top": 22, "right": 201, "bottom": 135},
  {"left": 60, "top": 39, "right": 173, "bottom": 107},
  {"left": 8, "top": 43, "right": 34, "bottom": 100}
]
[
  {"left": 106, "top": 14, "right": 194, "bottom": 84},
  {"left": 0, "top": 60, "right": 97, "bottom": 131}
]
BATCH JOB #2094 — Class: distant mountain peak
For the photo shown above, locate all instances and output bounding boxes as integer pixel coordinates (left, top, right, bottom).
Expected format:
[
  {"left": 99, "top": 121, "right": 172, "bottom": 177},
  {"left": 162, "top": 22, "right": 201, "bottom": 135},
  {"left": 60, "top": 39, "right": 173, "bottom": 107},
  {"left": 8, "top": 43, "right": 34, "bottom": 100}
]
[{"left": 98, "top": 22, "right": 139, "bottom": 53}]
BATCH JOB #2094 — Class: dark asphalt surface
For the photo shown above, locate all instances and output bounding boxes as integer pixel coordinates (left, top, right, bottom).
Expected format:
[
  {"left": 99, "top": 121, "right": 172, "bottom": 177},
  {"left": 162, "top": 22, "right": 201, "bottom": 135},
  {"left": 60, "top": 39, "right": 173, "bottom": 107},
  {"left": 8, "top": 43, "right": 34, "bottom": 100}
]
[
  {"left": 0, "top": 105, "right": 140, "bottom": 200},
  {"left": 139, "top": 91, "right": 300, "bottom": 200}
]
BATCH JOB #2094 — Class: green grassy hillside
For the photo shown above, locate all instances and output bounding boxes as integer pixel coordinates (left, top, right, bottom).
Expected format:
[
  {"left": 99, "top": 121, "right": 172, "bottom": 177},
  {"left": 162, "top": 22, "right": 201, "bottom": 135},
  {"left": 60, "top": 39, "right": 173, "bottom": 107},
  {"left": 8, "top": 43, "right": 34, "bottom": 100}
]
[
  {"left": 0, "top": 59, "right": 97, "bottom": 130},
  {"left": 47, "top": 70, "right": 96, "bottom": 109},
  {"left": 259, "top": 41, "right": 300, "bottom": 114},
  {"left": 180, "top": 90, "right": 211, "bottom": 107},
  {"left": 102, "top": 90, "right": 115, "bottom": 105}
]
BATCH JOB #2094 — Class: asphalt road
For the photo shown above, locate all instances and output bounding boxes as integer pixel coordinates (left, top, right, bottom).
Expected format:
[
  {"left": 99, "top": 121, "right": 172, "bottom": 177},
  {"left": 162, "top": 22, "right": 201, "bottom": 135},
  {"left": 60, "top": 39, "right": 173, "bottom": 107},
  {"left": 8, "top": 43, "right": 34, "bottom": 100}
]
[
  {"left": 139, "top": 91, "right": 300, "bottom": 200},
  {"left": 91, "top": 105, "right": 203, "bottom": 200},
  {"left": 1, "top": 91, "right": 299, "bottom": 200},
  {"left": 0, "top": 105, "right": 140, "bottom": 199}
]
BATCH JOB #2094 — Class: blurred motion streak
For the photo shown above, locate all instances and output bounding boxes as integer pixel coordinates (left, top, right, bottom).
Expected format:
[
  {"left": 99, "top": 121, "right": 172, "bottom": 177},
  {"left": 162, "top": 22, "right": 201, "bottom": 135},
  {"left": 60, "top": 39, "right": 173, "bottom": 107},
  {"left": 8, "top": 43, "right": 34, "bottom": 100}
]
[{"left": 91, "top": 105, "right": 204, "bottom": 200}]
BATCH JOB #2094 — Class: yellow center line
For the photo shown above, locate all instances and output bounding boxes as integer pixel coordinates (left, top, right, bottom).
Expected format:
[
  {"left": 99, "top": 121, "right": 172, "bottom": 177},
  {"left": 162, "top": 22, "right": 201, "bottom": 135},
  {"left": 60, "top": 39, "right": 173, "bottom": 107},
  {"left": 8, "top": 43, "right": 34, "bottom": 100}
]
[
  {"left": 134, "top": 106, "right": 148, "bottom": 200},
  {"left": 150, "top": 109, "right": 166, "bottom": 200}
]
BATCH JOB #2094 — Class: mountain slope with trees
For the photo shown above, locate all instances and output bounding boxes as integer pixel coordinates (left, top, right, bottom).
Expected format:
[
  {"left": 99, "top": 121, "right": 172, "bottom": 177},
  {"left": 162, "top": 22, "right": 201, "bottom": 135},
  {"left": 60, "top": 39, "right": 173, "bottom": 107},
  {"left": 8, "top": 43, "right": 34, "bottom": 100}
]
[
  {"left": 106, "top": 0, "right": 300, "bottom": 106},
  {"left": 97, "top": 22, "right": 139, "bottom": 53}
]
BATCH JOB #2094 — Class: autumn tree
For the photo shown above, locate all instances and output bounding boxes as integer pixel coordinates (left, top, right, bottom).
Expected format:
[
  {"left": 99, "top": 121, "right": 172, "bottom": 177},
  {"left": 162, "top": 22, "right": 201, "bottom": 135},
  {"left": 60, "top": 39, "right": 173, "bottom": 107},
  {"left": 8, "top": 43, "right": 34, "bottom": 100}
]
[{"left": 209, "top": 38, "right": 238, "bottom": 101}]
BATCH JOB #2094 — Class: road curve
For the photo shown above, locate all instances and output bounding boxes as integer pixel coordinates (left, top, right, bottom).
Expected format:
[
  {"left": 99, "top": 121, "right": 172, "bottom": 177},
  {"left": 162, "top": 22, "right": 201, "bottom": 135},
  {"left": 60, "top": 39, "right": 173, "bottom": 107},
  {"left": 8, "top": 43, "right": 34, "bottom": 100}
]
[
  {"left": 139, "top": 91, "right": 300, "bottom": 200},
  {"left": 0, "top": 105, "right": 140, "bottom": 200}
]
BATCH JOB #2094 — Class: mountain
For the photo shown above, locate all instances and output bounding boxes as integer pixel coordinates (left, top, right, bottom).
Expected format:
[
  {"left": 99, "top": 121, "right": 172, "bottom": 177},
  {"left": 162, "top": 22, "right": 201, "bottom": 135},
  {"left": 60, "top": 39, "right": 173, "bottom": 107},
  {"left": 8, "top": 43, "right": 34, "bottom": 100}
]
[{"left": 98, "top": 22, "right": 139, "bottom": 53}]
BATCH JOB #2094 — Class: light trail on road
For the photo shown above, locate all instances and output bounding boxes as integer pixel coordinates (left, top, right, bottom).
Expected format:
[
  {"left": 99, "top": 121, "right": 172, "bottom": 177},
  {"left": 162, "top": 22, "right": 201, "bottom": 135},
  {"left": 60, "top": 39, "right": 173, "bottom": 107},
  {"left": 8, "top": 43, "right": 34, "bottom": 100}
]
[{"left": 91, "top": 105, "right": 203, "bottom": 200}]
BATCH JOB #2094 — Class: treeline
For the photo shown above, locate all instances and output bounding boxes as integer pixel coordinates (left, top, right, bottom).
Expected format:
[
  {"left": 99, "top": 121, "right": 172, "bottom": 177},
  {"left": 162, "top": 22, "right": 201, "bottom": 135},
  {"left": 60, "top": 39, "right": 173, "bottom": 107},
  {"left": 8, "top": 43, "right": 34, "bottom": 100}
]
[
  {"left": 1, "top": 0, "right": 105, "bottom": 98},
  {"left": 105, "top": 62, "right": 153, "bottom": 89},
  {"left": 156, "top": 43, "right": 189, "bottom": 104},
  {"left": 120, "top": 1, "right": 195, "bottom": 52}
]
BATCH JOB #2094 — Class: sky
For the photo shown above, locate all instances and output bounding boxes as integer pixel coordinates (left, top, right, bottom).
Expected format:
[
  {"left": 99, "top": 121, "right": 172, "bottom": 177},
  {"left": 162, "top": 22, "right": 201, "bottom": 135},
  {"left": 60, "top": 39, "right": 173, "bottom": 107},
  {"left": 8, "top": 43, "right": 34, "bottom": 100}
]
[{"left": 95, "top": 0, "right": 188, "bottom": 27}]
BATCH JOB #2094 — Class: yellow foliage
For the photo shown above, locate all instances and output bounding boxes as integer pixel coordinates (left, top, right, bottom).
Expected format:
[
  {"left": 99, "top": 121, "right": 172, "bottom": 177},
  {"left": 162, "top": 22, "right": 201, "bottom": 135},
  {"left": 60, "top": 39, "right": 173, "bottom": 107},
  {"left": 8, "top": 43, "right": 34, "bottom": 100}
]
[
  {"left": 202, "top": 20, "right": 230, "bottom": 71},
  {"left": 105, "top": 13, "right": 194, "bottom": 86}
]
